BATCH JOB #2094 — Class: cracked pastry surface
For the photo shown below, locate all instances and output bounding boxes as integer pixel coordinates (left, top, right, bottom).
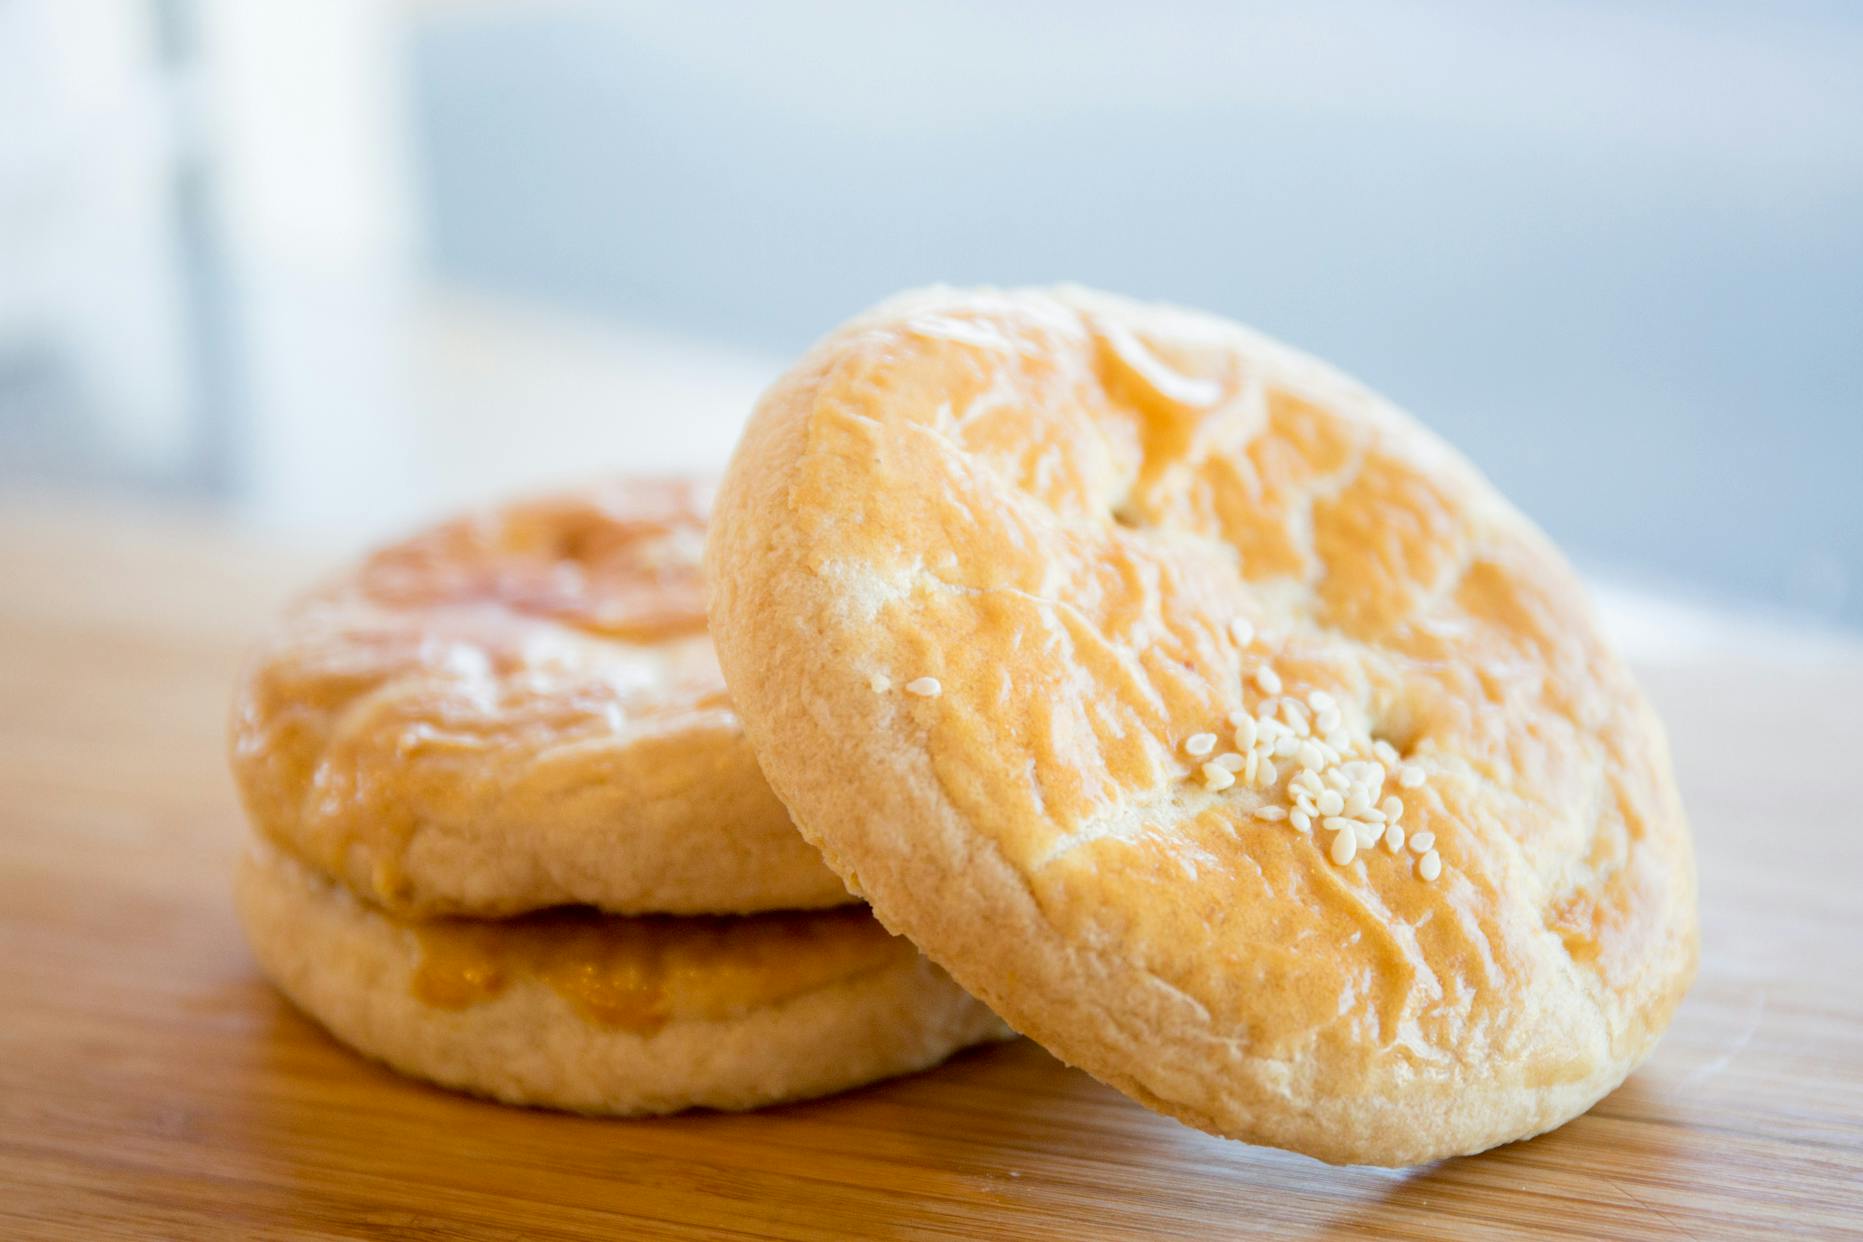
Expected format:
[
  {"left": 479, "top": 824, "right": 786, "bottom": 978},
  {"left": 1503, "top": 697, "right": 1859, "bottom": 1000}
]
[
  {"left": 705, "top": 286, "right": 1697, "bottom": 1165},
  {"left": 236, "top": 848, "right": 1011, "bottom": 1114},
  {"left": 230, "top": 479, "right": 851, "bottom": 917}
]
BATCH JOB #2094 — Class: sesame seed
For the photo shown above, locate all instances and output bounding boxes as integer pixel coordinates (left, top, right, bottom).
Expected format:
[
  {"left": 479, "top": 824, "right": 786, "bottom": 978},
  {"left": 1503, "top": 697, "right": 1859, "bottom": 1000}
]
[
  {"left": 1147, "top": 682, "right": 1444, "bottom": 883},
  {"left": 868, "top": 674, "right": 892, "bottom": 693},
  {"left": 905, "top": 677, "right": 943, "bottom": 697},
  {"left": 1231, "top": 618, "right": 1256, "bottom": 647}
]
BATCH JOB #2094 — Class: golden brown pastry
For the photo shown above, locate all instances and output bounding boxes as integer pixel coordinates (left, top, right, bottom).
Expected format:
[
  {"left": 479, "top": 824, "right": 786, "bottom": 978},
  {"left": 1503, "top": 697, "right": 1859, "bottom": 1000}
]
[
  {"left": 705, "top": 286, "right": 1697, "bottom": 1165},
  {"left": 237, "top": 848, "right": 1010, "bottom": 1114},
  {"left": 230, "top": 480, "right": 850, "bottom": 917},
  {"left": 231, "top": 478, "right": 1012, "bottom": 1113}
]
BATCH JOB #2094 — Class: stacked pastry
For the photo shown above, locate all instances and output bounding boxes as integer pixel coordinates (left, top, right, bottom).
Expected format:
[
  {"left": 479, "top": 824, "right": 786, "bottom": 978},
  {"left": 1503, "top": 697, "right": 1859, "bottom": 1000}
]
[
  {"left": 234, "top": 287, "right": 1698, "bottom": 1166},
  {"left": 229, "top": 480, "right": 1010, "bottom": 1114}
]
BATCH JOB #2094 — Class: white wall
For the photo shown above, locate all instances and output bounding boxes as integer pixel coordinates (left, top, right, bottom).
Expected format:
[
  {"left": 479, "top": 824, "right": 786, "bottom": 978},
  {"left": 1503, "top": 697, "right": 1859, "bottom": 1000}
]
[{"left": 0, "top": 0, "right": 192, "bottom": 476}]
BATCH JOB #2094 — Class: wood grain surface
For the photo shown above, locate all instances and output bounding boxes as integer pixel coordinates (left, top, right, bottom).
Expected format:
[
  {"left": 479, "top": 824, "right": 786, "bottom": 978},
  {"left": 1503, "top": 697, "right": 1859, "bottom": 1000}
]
[{"left": 2, "top": 504, "right": 1859, "bottom": 1240}]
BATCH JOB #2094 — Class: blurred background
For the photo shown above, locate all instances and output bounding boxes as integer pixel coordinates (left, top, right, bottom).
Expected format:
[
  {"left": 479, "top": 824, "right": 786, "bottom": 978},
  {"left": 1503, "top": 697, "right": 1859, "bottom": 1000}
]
[{"left": 2, "top": 0, "right": 1858, "bottom": 628}]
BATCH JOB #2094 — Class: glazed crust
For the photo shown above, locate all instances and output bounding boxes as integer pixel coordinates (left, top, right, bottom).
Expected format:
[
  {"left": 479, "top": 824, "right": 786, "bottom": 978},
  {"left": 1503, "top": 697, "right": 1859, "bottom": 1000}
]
[
  {"left": 235, "top": 849, "right": 1012, "bottom": 1115},
  {"left": 706, "top": 287, "right": 1698, "bottom": 1165},
  {"left": 230, "top": 479, "right": 850, "bottom": 917}
]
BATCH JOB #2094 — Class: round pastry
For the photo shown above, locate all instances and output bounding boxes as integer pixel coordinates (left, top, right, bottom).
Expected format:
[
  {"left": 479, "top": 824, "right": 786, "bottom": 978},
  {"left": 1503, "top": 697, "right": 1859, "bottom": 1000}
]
[
  {"left": 705, "top": 286, "right": 1698, "bottom": 1166},
  {"left": 236, "top": 848, "right": 1011, "bottom": 1114},
  {"left": 229, "top": 479, "right": 851, "bottom": 918}
]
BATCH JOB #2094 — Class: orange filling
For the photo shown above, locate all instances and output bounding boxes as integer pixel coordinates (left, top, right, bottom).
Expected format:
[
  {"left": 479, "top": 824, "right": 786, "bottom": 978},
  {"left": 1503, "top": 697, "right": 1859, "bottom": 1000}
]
[{"left": 410, "top": 905, "right": 909, "bottom": 1033}]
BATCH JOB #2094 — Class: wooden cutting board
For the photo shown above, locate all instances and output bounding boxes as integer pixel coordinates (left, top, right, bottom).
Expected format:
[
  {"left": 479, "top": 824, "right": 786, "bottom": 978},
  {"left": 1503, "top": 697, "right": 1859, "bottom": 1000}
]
[{"left": 2, "top": 506, "right": 1859, "bottom": 1240}]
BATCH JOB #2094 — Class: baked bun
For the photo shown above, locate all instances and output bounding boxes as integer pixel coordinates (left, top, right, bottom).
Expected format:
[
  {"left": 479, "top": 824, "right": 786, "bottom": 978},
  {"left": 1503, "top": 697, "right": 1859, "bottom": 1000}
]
[
  {"left": 236, "top": 848, "right": 1011, "bottom": 1114},
  {"left": 705, "top": 287, "right": 1697, "bottom": 1165},
  {"left": 230, "top": 480, "right": 850, "bottom": 917}
]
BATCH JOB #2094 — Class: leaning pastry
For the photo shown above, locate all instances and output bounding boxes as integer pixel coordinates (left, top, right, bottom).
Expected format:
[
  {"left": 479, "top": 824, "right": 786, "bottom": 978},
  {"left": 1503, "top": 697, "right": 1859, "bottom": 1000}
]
[{"left": 704, "top": 287, "right": 1697, "bottom": 1164}]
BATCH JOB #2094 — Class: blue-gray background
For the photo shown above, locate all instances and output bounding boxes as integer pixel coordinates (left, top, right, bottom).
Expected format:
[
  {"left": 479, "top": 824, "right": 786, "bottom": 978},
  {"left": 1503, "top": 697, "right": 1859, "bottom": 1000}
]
[{"left": 410, "top": 1, "right": 1863, "bottom": 627}]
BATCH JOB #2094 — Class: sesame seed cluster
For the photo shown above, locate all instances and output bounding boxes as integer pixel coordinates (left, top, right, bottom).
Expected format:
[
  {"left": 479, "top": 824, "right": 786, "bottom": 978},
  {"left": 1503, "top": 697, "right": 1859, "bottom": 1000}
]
[{"left": 1183, "top": 619, "right": 1442, "bottom": 882}]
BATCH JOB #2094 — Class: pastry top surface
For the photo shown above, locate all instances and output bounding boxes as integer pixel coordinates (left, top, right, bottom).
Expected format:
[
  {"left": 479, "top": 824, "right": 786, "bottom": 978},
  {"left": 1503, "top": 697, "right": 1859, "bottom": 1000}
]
[
  {"left": 231, "top": 479, "right": 850, "bottom": 917},
  {"left": 705, "top": 286, "right": 1697, "bottom": 1165}
]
